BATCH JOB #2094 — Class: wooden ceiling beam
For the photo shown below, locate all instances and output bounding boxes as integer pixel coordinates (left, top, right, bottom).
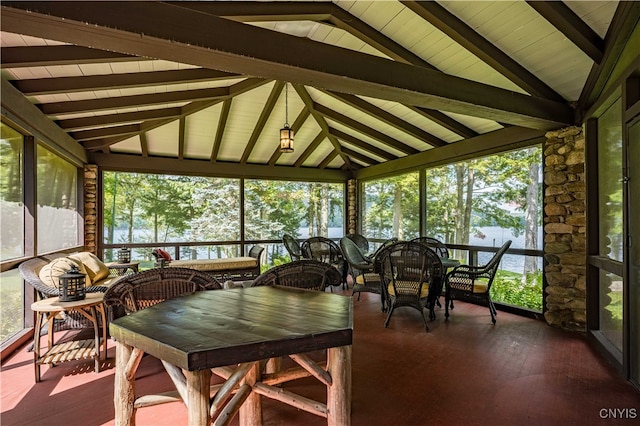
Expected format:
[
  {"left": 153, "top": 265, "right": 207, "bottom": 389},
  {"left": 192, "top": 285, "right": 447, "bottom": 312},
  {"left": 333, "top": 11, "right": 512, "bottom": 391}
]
[
  {"left": 1, "top": 2, "right": 574, "bottom": 130},
  {"left": 12, "top": 68, "right": 242, "bottom": 95},
  {"left": 241, "top": 81, "right": 284, "bottom": 164},
  {"left": 401, "top": 0, "right": 565, "bottom": 102},
  {"left": 293, "top": 131, "right": 325, "bottom": 168},
  {"left": 406, "top": 106, "right": 478, "bottom": 139},
  {"left": 313, "top": 103, "right": 419, "bottom": 155},
  {"left": 56, "top": 107, "right": 183, "bottom": 131},
  {"left": 0, "top": 45, "right": 144, "bottom": 68},
  {"left": 70, "top": 123, "right": 141, "bottom": 141},
  {"left": 340, "top": 147, "right": 379, "bottom": 166},
  {"left": 526, "top": 1, "right": 604, "bottom": 64},
  {"left": 328, "top": 128, "right": 399, "bottom": 161},
  {"left": 318, "top": 150, "right": 339, "bottom": 170},
  {"left": 211, "top": 98, "right": 232, "bottom": 162},
  {"left": 325, "top": 91, "right": 446, "bottom": 147}
]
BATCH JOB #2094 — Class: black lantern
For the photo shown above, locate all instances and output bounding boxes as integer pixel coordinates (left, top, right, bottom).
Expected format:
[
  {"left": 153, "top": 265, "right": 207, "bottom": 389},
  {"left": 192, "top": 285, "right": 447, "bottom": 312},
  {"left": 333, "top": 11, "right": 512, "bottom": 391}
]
[
  {"left": 118, "top": 247, "right": 131, "bottom": 263},
  {"left": 58, "top": 265, "right": 86, "bottom": 302}
]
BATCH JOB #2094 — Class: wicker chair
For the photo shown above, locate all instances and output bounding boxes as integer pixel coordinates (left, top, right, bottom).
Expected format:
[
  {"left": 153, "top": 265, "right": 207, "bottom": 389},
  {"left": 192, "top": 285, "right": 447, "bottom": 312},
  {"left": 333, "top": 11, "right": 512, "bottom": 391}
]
[
  {"left": 103, "top": 267, "right": 223, "bottom": 321},
  {"left": 340, "top": 237, "right": 385, "bottom": 311},
  {"left": 19, "top": 254, "right": 110, "bottom": 332},
  {"left": 410, "top": 236, "right": 449, "bottom": 259},
  {"left": 300, "top": 236, "right": 348, "bottom": 288},
  {"left": 368, "top": 237, "right": 399, "bottom": 261},
  {"left": 374, "top": 241, "right": 443, "bottom": 332},
  {"left": 345, "top": 233, "right": 369, "bottom": 254},
  {"left": 250, "top": 259, "right": 342, "bottom": 291},
  {"left": 445, "top": 240, "right": 512, "bottom": 324},
  {"left": 282, "top": 234, "right": 303, "bottom": 261}
]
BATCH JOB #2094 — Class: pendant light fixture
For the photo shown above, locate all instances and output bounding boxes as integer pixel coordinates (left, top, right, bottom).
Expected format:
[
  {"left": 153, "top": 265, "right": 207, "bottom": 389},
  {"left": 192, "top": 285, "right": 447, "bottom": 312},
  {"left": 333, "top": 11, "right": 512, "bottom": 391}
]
[{"left": 279, "top": 82, "right": 294, "bottom": 153}]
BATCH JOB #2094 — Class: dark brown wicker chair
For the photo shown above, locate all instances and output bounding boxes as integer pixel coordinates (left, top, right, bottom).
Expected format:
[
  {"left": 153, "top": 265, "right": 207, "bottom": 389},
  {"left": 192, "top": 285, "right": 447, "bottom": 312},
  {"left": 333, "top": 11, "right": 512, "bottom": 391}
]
[
  {"left": 410, "top": 236, "right": 450, "bottom": 259},
  {"left": 340, "top": 237, "right": 385, "bottom": 311},
  {"left": 300, "top": 236, "right": 348, "bottom": 288},
  {"left": 368, "top": 237, "right": 399, "bottom": 261},
  {"left": 250, "top": 259, "right": 343, "bottom": 291},
  {"left": 282, "top": 234, "right": 303, "bottom": 261},
  {"left": 374, "top": 241, "right": 443, "bottom": 332},
  {"left": 445, "top": 240, "right": 511, "bottom": 324},
  {"left": 103, "top": 267, "right": 223, "bottom": 321},
  {"left": 19, "top": 254, "right": 110, "bottom": 332}
]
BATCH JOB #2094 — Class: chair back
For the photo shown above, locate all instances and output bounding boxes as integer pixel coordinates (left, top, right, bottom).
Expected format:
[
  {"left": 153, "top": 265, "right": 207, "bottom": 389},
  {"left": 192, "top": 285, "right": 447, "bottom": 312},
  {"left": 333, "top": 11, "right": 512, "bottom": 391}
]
[
  {"left": 282, "top": 234, "right": 303, "bottom": 261},
  {"left": 375, "top": 241, "right": 443, "bottom": 303},
  {"left": 369, "top": 237, "right": 399, "bottom": 260},
  {"left": 410, "top": 236, "right": 449, "bottom": 259},
  {"left": 340, "top": 236, "right": 372, "bottom": 275},
  {"left": 345, "top": 233, "right": 369, "bottom": 254},
  {"left": 250, "top": 259, "right": 342, "bottom": 291},
  {"left": 301, "top": 237, "right": 343, "bottom": 265},
  {"left": 103, "top": 267, "right": 222, "bottom": 319},
  {"left": 446, "top": 240, "right": 512, "bottom": 294}
]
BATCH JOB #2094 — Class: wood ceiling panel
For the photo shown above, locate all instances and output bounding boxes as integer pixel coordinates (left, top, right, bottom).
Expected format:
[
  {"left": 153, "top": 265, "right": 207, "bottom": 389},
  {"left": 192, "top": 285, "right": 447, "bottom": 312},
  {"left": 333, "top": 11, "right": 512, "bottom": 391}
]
[
  {"left": 146, "top": 120, "right": 179, "bottom": 157},
  {"left": 108, "top": 135, "right": 140, "bottom": 155},
  {"left": 184, "top": 104, "right": 221, "bottom": 160},
  {"left": 564, "top": 1, "right": 619, "bottom": 39}
]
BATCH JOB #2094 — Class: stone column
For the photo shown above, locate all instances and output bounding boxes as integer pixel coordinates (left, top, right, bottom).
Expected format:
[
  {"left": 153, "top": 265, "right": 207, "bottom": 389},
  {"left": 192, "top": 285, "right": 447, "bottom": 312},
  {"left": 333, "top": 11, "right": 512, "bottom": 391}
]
[
  {"left": 543, "top": 127, "right": 586, "bottom": 331},
  {"left": 347, "top": 179, "right": 357, "bottom": 234},
  {"left": 84, "top": 164, "right": 98, "bottom": 255}
]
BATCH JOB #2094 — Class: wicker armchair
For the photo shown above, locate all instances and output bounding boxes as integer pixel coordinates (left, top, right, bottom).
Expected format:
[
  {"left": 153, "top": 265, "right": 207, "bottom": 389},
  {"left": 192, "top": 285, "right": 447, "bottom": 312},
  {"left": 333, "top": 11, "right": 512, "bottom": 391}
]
[
  {"left": 300, "top": 236, "right": 348, "bottom": 288},
  {"left": 250, "top": 259, "right": 342, "bottom": 291},
  {"left": 282, "top": 234, "right": 303, "bottom": 261},
  {"left": 103, "top": 267, "right": 223, "bottom": 321},
  {"left": 19, "top": 254, "right": 110, "bottom": 332},
  {"left": 410, "top": 236, "right": 449, "bottom": 259},
  {"left": 345, "top": 233, "right": 369, "bottom": 254},
  {"left": 368, "top": 237, "right": 399, "bottom": 261},
  {"left": 375, "top": 241, "right": 443, "bottom": 332},
  {"left": 340, "top": 237, "right": 385, "bottom": 311},
  {"left": 445, "top": 240, "right": 512, "bottom": 324}
]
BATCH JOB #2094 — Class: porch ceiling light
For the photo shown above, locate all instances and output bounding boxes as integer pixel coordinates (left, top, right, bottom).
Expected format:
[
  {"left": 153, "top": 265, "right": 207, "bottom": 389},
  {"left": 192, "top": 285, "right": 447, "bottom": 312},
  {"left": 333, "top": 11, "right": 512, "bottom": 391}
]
[{"left": 280, "top": 82, "right": 294, "bottom": 153}]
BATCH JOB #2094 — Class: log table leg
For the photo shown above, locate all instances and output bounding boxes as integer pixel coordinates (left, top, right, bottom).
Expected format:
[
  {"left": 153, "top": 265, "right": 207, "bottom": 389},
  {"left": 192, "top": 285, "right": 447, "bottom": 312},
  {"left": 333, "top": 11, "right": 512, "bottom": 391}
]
[
  {"left": 186, "top": 369, "right": 212, "bottom": 426},
  {"left": 114, "top": 341, "right": 136, "bottom": 426},
  {"left": 239, "top": 361, "right": 262, "bottom": 425},
  {"left": 327, "top": 345, "right": 352, "bottom": 426}
]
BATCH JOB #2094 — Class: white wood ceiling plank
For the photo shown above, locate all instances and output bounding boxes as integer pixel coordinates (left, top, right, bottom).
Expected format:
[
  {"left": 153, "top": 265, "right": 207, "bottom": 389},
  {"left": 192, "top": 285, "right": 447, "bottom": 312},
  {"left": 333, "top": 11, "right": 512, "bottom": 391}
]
[
  {"left": 565, "top": 1, "right": 619, "bottom": 38},
  {"left": 109, "top": 136, "right": 141, "bottom": 154},
  {"left": 146, "top": 120, "right": 179, "bottom": 157},
  {"left": 184, "top": 104, "right": 221, "bottom": 159}
]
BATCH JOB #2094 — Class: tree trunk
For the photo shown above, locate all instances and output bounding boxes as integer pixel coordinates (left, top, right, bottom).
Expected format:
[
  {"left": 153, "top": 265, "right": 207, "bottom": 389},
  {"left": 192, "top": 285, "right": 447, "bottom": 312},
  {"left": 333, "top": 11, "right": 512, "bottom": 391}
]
[
  {"left": 523, "top": 162, "right": 539, "bottom": 279},
  {"left": 393, "top": 183, "right": 402, "bottom": 240}
]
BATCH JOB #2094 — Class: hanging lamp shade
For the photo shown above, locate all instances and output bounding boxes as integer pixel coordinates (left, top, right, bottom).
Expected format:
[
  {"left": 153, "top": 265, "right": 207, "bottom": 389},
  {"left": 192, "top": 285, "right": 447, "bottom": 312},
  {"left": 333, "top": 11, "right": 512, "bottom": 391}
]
[{"left": 279, "top": 82, "right": 294, "bottom": 153}]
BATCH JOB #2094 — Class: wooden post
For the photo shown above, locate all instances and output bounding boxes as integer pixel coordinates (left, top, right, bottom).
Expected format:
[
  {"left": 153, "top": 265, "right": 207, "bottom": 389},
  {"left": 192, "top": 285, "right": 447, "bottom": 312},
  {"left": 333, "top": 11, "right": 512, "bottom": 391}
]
[
  {"left": 327, "top": 345, "right": 351, "bottom": 426},
  {"left": 114, "top": 341, "right": 136, "bottom": 426},
  {"left": 239, "top": 361, "right": 262, "bottom": 425},
  {"left": 186, "top": 369, "right": 212, "bottom": 426}
]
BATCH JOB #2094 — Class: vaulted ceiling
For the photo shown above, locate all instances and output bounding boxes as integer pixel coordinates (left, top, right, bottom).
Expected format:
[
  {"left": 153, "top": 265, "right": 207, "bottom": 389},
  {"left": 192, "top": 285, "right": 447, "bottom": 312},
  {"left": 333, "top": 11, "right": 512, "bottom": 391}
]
[{"left": 1, "top": 1, "right": 638, "bottom": 180}]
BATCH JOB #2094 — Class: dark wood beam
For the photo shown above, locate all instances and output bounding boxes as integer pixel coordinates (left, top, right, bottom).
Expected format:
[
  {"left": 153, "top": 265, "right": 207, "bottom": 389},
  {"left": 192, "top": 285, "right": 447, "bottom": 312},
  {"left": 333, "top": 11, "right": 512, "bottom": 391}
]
[
  {"left": 318, "top": 151, "right": 339, "bottom": 170},
  {"left": 313, "top": 103, "right": 420, "bottom": 155},
  {"left": 83, "top": 135, "right": 132, "bottom": 152},
  {"left": 11, "top": 68, "right": 242, "bottom": 95},
  {"left": 293, "top": 84, "right": 351, "bottom": 167},
  {"left": 178, "top": 117, "right": 185, "bottom": 160},
  {"left": 401, "top": 0, "right": 565, "bottom": 102},
  {"left": 0, "top": 45, "right": 143, "bottom": 68},
  {"left": 38, "top": 86, "right": 229, "bottom": 115},
  {"left": 241, "top": 81, "right": 284, "bottom": 164},
  {"left": 328, "top": 128, "right": 399, "bottom": 161},
  {"left": 1, "top": 2, "right": 574, "bottom": 129},
  {"left": 293, "top": 132, "right": 325, "bottom": 168},
  {"left": 578, "top": 1, "right": 640, "bottom": 113},
  {"left": 268, "top": 107, "right": 311, "bottom": 166},
  {"left": 56, "top": 107, "right": 183, "bottom": 131},
  {"left": 340, "top": 147, "right": 379, "bottom": 166},
  {"left": 70, "top": 124, "right": 141, "bottom": 141},
  {"left": 140, "top": 132, "right": 148, "bottom": 157},
  {"left": 89, "top": 152, "right": 350, "bottom": 182},
  {"left": 324, "top": 91, "right": 446, "bottom": 147},
  {"left": 526, "top": 1, "right": 604, "bottom": 63},
  {"left": 355, "top": 126, "right": 545, "bottom": 180},
  {"left": 406, "top": 106, "right": 478, "bottom": 139},
  {"left": 211, "top": 99, "right": 232, "bottom": 162}
]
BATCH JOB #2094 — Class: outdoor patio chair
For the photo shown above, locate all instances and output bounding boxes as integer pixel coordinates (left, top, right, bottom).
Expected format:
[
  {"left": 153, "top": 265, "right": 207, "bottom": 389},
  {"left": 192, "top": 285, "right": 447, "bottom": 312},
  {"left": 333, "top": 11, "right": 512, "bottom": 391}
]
[
  {"left": 345, "top": 233, "right": 370, "bottom": 254},
  {"left": 103, "top": 267, "right": 223, "bottom": 321},
  {"left": 340, "top": 237, "right": 385, "bottom": 311},
  {"left": 300, "top": 236, "right": 348, "bottom": 288},
  {"left": 445, "top": 240, "right": 512, "bottom": 324},
  {"left": 250, "top": 259, "right": 342, "bottom": 291},
  {"left": 374, "top": 241, "right": 443, "bottom": 332},
  {"left": 282, "top": 234, "right": 304, "bottom": 261},
  {"left": 410, "top": 236, "right": 450, "bottom": 259}
]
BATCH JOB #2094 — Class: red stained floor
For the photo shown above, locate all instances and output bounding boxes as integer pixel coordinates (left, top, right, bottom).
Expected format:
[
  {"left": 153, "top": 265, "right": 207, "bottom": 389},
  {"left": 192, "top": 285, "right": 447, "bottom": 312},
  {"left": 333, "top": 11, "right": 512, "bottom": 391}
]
[{"left": 2, "top": 289, "right": 639, "bottom": 426}]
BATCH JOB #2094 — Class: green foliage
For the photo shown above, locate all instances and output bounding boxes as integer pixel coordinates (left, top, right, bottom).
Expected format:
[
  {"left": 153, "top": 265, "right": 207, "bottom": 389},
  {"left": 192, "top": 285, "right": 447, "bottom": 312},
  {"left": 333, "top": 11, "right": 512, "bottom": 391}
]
[{"left": 491, "top": 270, "right": 543, "bottom": 311}]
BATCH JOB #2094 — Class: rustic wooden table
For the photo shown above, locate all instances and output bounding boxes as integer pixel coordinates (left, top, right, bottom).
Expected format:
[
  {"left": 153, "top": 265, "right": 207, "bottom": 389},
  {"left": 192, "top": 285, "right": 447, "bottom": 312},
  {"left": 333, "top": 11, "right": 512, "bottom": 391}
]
[
  {"left": 31, "top": 292, "right": 107, "bottom": 382},
  {"left": 109, "top": 286, "right": 353, "bottom": 426}
]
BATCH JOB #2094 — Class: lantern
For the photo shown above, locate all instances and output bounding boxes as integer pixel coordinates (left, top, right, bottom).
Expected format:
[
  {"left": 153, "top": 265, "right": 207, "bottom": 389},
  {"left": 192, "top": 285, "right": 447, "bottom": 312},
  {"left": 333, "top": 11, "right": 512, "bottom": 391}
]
[
  {"left": 118, "top": 247, "right": 131, "bottom": 263},
  {"left": 58, "top": 265, "right": 86, "bottom": 302}
]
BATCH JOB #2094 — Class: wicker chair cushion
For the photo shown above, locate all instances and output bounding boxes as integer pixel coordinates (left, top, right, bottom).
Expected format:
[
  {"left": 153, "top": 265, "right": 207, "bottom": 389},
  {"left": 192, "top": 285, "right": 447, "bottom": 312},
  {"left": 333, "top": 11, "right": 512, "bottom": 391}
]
[
  {"left": 472, "top": 281, "right": 488, "bottom": 293},
  {"left": 387, "top": 281, "right": 429, "bottom": 298},
  {"left": 38, "top": 256, "right": 92, "bottom": 288},
  {"left": 69, "top": 252, "right": 109, "bottom": 282},
  {"left": 167, "top": 257, "right": 257, "bottom": 271},
  {"left": 355, "top": 273, "right": 380, "bottom": 285}
]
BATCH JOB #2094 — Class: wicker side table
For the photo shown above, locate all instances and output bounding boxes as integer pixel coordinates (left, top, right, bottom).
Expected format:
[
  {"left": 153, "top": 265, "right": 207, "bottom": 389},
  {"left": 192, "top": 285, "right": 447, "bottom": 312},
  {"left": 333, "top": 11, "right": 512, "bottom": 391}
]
[
  {"left": 31, "top": 292, "right": 107, "bottom": 382},
  {"left": 106, "top": 261, "right": 140, "bottom": 277}
]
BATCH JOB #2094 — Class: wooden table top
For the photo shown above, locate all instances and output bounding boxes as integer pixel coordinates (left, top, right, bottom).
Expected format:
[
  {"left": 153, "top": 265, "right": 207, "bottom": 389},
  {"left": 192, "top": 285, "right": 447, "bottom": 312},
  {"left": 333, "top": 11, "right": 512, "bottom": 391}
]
[
  {"left": 31, "top": 292, "right": 104, "bottom": 312},
  {"left": 109, "top": 286, "right": 353, "bottom": 371}
]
